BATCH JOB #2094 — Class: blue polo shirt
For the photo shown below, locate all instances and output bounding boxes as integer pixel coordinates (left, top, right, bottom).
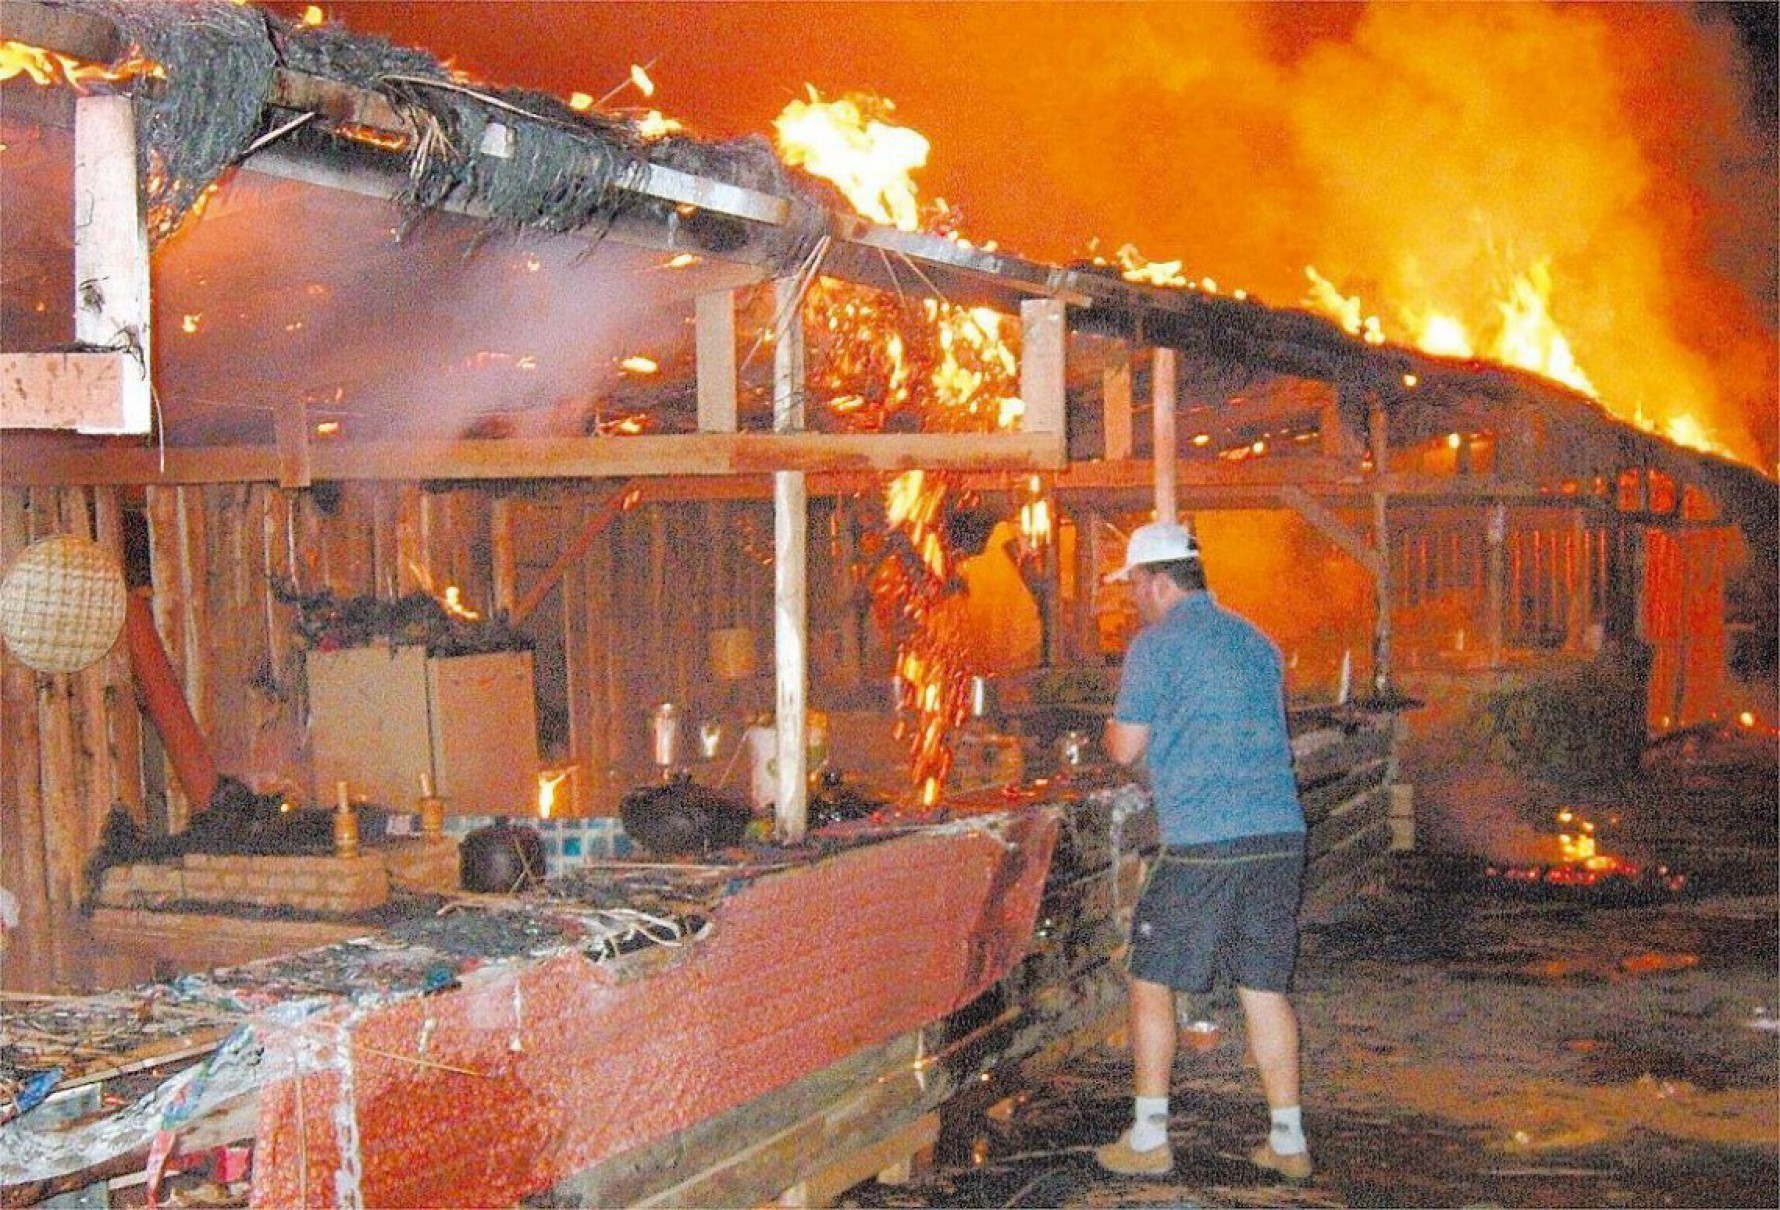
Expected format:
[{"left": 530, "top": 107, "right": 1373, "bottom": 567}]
[{"left": 1113, "top": 591, "right": 1304, "bottom": 845}]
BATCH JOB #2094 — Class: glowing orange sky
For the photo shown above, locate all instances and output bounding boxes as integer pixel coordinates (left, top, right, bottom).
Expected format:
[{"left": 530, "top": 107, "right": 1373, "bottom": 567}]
[{"left": 266, "top": 2, "right": 1777, "bottom": 471}]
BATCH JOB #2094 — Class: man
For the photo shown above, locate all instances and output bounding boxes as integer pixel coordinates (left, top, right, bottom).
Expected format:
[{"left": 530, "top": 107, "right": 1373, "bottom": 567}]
[{"left": 1093, "top": 520, "right": 1313, "bottom": 1181}]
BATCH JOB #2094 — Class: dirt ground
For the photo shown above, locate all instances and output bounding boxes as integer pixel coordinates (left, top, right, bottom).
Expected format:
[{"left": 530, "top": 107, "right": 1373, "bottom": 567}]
[{"left": 849, "top": 727, "right": 1779, "bottom": 1209}]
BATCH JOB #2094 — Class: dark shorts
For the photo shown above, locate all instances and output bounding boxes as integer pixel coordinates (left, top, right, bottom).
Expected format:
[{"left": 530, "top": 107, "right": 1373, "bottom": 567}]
[{"left": 1126, "top": 831, "right": 1306, "bottom": 994}]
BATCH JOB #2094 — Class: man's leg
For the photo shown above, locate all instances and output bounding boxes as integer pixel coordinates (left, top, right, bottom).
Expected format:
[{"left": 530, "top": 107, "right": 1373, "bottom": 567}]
[
  {"left": 1096, "top": 974, "right": 1179, "bottom": 1172},
  {"left": 1236, "top": 986, "right": 1298, "bottom": 1107},
  {"left": 1238, "top": 985, "right": 1311, "bottom": 1176},
  {"left": 1130, "top": 974, "right": 1179, "bottom": 1097}
]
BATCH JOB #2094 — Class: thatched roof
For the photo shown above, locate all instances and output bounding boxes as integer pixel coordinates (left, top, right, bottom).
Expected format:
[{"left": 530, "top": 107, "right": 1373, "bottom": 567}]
[{"left": 1, "top": 0, "right": 1769, "bottom": 539}]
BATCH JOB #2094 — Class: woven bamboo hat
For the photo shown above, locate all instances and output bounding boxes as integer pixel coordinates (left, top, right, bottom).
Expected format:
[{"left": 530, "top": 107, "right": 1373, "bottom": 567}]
[{"left": 0, "top": 534, "right": 129, "bottom": 673}]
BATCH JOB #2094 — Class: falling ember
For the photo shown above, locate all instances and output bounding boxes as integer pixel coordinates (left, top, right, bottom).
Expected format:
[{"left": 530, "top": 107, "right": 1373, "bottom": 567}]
[
  {"left": 181, "top": 314, "right": 202, "bottom": 334},
  {"left": 620, "top": 355, "right": 659, "bottom": 374},
  {"left": 773, "top": 88, "right": 929, "bottom": 230},
  {"left": 661, "top": 253, "right": 701, "bottom": 270},
  {"left": 537, "top": 769, "right": 571, "bottom": 819},
  {"left": 628, "top": 64, "right": 655, "bottom": 98}
]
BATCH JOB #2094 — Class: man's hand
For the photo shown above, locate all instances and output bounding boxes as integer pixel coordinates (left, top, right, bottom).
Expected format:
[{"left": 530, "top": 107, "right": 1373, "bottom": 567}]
[{"left": 1104, "top": 718, "right": 1149, "bottom": 766}]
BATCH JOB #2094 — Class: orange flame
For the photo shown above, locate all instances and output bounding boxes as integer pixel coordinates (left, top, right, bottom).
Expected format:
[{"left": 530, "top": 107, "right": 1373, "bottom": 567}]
[
  {"left": 537, "top": 768, "right": 570, "bottom": 819},
  {"left": 0, "top": 39, "right": 163, "bottom": 91},
  {"left": 773, "top": 88, "right": 929, "bottom": 230}
]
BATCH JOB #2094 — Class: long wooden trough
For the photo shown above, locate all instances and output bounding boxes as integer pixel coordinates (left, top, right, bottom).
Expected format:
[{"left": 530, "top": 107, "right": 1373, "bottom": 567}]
[{"left": 1, "top": 708, "right": 1397, "bottom": 1208}]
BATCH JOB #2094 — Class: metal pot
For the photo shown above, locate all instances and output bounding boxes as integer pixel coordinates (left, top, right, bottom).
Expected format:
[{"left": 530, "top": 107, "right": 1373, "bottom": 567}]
[{"left": 459, "top": 820, "right": 546, "bottom": 893}]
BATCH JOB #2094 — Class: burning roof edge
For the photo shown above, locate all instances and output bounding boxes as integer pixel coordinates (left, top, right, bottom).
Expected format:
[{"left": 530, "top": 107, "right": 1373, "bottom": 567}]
[{"left": 3, "top": 0, "right": 1765, "bottom": 505}]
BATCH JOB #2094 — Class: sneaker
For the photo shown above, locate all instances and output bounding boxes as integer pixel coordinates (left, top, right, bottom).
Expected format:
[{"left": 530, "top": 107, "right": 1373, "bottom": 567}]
[
  {"left": 1095, "top": 1127, "right": 1174, "bottom": 1176},
  {"left": 1250, "top": 1141, "right": 1313, "bottom": 1181}
]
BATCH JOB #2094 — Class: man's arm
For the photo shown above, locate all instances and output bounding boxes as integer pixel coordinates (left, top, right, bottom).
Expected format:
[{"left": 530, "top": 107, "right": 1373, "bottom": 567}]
[{"left": 1103, "top": 718, "right": 1150, "bottom": 766}]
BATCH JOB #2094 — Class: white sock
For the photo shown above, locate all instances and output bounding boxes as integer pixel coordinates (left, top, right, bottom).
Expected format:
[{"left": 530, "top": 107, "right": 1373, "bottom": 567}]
[
  {"left": 1130, "top": 1095, "right": 1170, "bottom": 1150},
  {"left": 1269, "top": 1105, "right": 1307, "bottom": 1155}
]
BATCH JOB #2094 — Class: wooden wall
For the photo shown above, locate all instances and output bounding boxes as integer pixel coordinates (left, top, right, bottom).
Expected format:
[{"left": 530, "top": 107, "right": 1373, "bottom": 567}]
[{"left": 0, "top": 480, "right": 891, "bottom": 989}]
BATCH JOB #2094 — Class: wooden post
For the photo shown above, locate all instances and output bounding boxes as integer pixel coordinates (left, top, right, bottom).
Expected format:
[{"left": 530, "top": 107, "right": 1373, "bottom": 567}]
[
  {"left": 1151, "top": 348, "right": 1177, "bottom": 522},
  {"left": 1102, "top": 346, "right": 1133, "bottom": 462},
  {"left": 1367, "top": 400, "right": 1393, "bottom": 694},
  {"left": 1486, "top": 503, "right": 1507, "bottom": 663},
  {"left": 490, "top": 496, "right": 517, "bottom": 619},
  {"left": 772, "top": 278, "right": 809, "bottom": 843},
  {"left": 1, "top": 490, "right": 50, "bottom": 990},
  {"left": 1019, "top": 298, "right": 1066, "bottom": 440},
  {"left": 73, "top": 94, "right": 152, "bottom": 434},
  {"left": 274, "top": 399, "right": 313, "bottom": 490},
  {"left": 696, "top": 289, "right": 740, "bottom": 433}
]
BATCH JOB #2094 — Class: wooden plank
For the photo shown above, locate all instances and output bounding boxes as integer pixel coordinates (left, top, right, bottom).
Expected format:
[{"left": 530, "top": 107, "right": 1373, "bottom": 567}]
[
  {"left": 773, "top": 280, "right": 810, "bottom": 841},
  {"left": 550, "top": 1034, "right": 925, "bottom": 1208},
  {"left": 0, "top": 431, "right": 1070, "bottom": 486},
  {"left": 273, "top": 399, "right": 312, "bottom": 489},
  {"left": 696, "top": 289, "right": 740, "bottom": 433},
  {"left": 1309, "top": 784, "right": 1391, "bottom": 863},
  {"left": 1152, "top": 348, "right": 1177, "bottom": 521},
  {"left": 1019, "top": 298, "right": 1066, "bottom": 436},
  {"left": 0, "top": 492, "right": 51, "bottom": 991},
  {"left": 778, "top": 1113, "right": 939, "bottom": 1208},
  {"left": 73, "top": 94, "right": 152, "bottom": 434},
  {"left": 1101, "top": 349, "right": 1133, "bottom": 462},
  {"left": 1279, "top": 485, "right": 1384, "bottom": 577},
  {"left": 0, "top": 352, "right": 132, "bottom": 432},
  {"left": 0, "top": 0, "right": 128, "bottom": 61},
  {"left": 93, "top": 487, "right": 143, "bottom": 822}
]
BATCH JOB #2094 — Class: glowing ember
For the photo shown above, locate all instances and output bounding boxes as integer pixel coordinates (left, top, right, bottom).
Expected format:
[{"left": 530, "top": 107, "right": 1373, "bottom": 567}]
[
  {"left": 773, "top": 88, "right": 929, "bottom": 230},
  {"left": 1483, "top": 806, "right": 1688, "bottom": 894},
  {"left": 634, "top": 111, "right": 683, "bottom": 141},
  {"left": 440, "top": 586, "right": 479, "bottom": 621},
  {"left": 620, "top": 355, "right": 658, "bottom": 374}
]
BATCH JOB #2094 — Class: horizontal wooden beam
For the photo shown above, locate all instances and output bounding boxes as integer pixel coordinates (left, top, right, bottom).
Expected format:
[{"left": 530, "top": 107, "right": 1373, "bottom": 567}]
[
  {"left": 0, "top": 351, "right": 136, "bottom": 433},
  {"left": 0, "top": 430, "right": 1068, "bottom": 486}
]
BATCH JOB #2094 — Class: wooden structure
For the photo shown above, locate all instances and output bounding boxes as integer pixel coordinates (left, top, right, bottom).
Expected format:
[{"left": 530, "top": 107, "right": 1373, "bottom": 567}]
[
  {"left": 3, "top": 2, "right": 1768, "bottom": 1202},
  {"left": 2, "top": 0, "right": 1770, "bottom": 999}
]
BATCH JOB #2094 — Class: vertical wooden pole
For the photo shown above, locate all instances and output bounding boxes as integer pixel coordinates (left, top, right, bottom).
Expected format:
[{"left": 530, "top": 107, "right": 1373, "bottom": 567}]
[
  {"left": 772, "top": 277, "right": 809, "bottom": 843},
  {"left": 95, "top": 487, "right": 143, "bottom": 822},
  {"left": 561, "top": 499, "right": 590, "bottom": 813},
  {"left": 696, "top": 289, "right": 739, "bottom": 433},
  {"left": 73, "top": 95, "right": 152, "bottom": 434},
  {"left": 1102, "top": 346, "right": 1133, "bottom": 462},
  {"left": 490, "top": 496, "right": 517, "bottom": 619},
  {"left": 1151, "top": 348, "right": 1177, "bottom": 523},
  {"left": 1, "top": 491, "right": 50, "bottom": 991},
  {"left": 1020, "top": 298, "right": 1066, "bottom": 440},
  {"left": 1368, "top": 401, "right": 1393, "bottom": 694}
]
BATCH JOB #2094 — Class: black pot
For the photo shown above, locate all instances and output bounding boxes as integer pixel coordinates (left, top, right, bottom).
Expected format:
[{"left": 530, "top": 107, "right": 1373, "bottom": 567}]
[{"left": 459, "top": 820, "right": 546, "bottom": 893}]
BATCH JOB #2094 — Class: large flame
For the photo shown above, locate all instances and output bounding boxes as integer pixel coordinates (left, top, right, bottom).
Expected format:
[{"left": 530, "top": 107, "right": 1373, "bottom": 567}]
[
  {"left": 773, "top": 88, "right": 930, "bottom": 230},
  {"left": 773, "top": 91, "right": 1024, "bottom": 803}
]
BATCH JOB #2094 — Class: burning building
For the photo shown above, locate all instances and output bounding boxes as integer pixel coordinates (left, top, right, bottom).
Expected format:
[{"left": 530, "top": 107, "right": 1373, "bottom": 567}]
[{"left": 0, "top": 1, "right": 1772, "bottom": 1205}]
